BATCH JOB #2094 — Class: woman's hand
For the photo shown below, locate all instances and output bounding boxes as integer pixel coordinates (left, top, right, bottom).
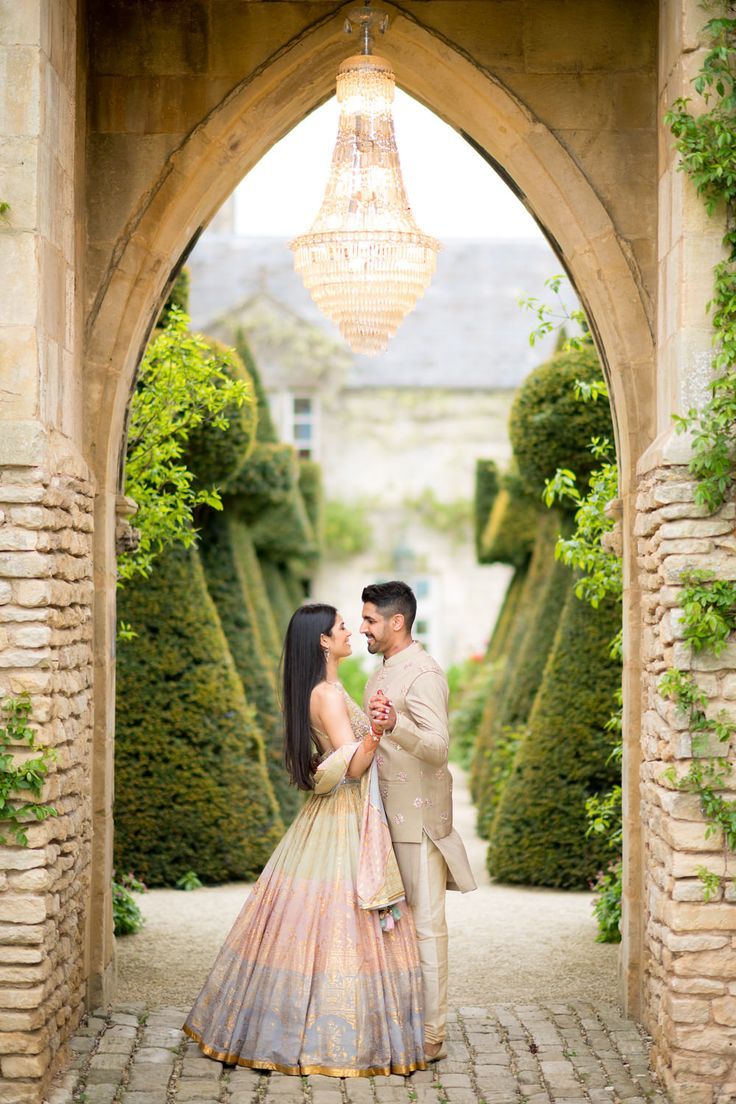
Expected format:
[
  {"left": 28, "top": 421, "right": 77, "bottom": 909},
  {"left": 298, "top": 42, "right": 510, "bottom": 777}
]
[{"left": 368, "top": 692, "right": 397, "bottom": 734}]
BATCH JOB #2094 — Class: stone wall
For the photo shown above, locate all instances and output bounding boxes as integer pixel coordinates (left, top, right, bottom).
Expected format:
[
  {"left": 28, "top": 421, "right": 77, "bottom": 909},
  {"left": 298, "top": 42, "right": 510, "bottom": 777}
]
[
  {"left": 0, "top": 451, "right": 94, "bottom": 1103},
  {"left": 637, "top": 454, "right": 736, "bottom": 1104}
]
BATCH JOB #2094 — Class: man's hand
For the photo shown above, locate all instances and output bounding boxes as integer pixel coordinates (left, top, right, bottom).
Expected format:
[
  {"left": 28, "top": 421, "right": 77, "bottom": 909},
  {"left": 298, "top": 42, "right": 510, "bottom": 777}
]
[{"left": 369, "top": 691, "right": 397, "bottom": 734}]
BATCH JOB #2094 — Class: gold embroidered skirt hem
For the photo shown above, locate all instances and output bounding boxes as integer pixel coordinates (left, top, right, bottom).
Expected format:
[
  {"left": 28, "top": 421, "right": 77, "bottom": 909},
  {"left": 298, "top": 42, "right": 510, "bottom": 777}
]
[{"left": 183, "top": 1024, "right": 427, "bottom": 1078}]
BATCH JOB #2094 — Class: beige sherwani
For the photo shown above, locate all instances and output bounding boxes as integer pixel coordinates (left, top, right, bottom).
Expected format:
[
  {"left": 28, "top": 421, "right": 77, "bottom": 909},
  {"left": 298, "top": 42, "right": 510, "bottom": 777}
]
[{"left": 364, "top": 642, "right": 476, "bottom": 1045}]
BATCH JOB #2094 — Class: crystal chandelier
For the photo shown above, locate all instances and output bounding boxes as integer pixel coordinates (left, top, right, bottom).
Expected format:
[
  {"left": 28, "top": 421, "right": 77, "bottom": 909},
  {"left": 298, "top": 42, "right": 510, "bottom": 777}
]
[{"left": 291, "top": 3, "right": 440, "bottom": 356}]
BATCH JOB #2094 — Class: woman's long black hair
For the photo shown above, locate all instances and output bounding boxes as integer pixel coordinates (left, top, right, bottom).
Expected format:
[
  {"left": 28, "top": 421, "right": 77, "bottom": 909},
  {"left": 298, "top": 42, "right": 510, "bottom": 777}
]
[{"left": 282, "top": 603, "right": 337, "bottom": 790}]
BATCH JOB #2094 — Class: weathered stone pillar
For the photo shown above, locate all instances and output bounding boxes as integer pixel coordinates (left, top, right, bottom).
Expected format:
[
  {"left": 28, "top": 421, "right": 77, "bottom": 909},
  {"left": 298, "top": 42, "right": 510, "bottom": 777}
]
[
  {"left": 636, "top": 3, "right": 736, "bottom": 1101},
  {"left": 0, "top": 2, "right": 93, "bottom": 1100}
]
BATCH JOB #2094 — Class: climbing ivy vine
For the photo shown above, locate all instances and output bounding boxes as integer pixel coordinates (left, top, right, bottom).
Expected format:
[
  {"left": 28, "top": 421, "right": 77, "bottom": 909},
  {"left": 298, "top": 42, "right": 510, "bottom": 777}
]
[{"left": 661, "top": 6, "right": 736, "bottom": 898}]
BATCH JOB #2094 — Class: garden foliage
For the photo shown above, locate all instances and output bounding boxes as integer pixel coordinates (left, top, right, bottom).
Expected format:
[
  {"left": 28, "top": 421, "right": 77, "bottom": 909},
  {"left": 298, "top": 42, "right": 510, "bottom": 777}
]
[
  {"left": 115, "top": 543, "right": 283, "bottom": 885},
  {"left": 474, "top": 459, "right": 500, "bottom": 563},
  {"left": 481, "top": 467, "right": 538, "bottom": 568}
]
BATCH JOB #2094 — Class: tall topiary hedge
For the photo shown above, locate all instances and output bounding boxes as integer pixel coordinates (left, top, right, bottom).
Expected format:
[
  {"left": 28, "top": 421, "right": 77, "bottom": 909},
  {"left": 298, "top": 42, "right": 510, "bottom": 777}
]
[
  {"left": 226, "top": 443, "right": 296, "bottom": 515},
  {"left": 184, "top": 338, "right": 257, "bottom": 491},
  {"left": 472, "top": 512, "right": 561, "bottom": 837},
  {"left": 299, "top": 460, "right": 325, "bottom": 546},
  {"left": 115, "top": 544, "right": 283, "bottom": 885},
  {"left": 468, "top": 569, "right": 527, "bottom": 802},
  {"left": 261, "top": 559, "right": 296, "bottom": 639},
  {"left": 250, "top": 490, "right": 317, "bottom": 561},
  {"left": 199, "top": 513, "right": 300, "bottom": 823},
  {"left": 234, "top": 525, "right": 283, "bottom": 665},
  {"left": 481, "top": 467, "right": 539, "bottom": 568},
  {"left": 508, "top": 346, "right": 612, "bottom": 503},
  {"left": 487, "top": 585, "right": 621, "bottom": 889},
  {"left": 235, "top": 329, "right": 278, "bottom": 443},
  {"left": 474, "top": 459, "right": 499, "bottom": 563}
]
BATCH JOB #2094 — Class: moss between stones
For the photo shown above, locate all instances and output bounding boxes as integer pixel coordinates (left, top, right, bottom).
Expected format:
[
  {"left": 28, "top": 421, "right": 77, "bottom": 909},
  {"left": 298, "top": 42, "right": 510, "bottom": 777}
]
[
  {"left": 114, "top": 543, "right": 283, "bottom": 886},
  {"left": 199, "top": 513, "right": 300, "bottom": 824},
  {"left": 487, "top": 586, "right": 621, "bottom": 889}
]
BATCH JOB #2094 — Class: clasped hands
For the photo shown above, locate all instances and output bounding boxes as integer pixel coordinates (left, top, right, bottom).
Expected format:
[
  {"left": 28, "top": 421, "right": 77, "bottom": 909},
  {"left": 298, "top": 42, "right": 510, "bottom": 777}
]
[{"left": 368, "top": 690, "right": 397, "bottom": 736}]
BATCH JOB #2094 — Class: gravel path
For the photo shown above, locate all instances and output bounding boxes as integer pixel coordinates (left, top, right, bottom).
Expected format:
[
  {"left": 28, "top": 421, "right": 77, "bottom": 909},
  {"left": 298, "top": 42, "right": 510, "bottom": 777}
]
[{"left": 116, "top": 766, "right": 619, "bottom": 1009}]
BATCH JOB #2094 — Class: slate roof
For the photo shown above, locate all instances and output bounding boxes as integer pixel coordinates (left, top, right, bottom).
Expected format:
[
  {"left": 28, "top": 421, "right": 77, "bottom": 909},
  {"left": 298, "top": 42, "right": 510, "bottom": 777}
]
[{"left": 187, "top": 233, "right": 566, "bottom": 390}]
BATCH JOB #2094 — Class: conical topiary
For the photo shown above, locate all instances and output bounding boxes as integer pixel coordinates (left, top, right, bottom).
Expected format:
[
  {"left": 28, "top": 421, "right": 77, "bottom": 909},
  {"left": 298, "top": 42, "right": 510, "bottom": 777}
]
[
  {"left": 487, "top": 585, "right": 621, "bottom": 889},
  {"left": 115, "top": 543, "right": 283, "bottom": 885},
  {"left": 509, "top": 345, "right": 612, "bottom": 505},
  {"left": 481, "top": 467, "right": 539, "bottom": 568},
  {"left": 261, "top": 559, "right": 296, "bottom": 639},
  {"left": 472, "top": 512, "right": 560, "bottom": 837},
  {"left": 199, "top": 513, "right": 300, "bottom": 824}
]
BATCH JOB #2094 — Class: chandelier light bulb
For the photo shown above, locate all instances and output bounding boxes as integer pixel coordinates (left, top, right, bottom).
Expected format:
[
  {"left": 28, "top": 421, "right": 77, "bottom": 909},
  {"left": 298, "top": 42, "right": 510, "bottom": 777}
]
[{"left": 291, "top": 41, "right": 440, "bottom": 356}]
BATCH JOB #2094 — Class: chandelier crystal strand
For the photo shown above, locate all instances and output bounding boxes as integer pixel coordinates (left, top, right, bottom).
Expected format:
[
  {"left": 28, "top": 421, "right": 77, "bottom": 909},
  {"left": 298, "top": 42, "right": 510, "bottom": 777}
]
[{"left": 291, "top": 53, "right": 440, "bottom": 356}]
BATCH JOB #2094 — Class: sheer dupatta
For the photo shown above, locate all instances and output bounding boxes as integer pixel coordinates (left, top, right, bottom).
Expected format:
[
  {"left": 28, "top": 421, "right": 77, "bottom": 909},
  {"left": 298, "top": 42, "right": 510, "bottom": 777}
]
[{"left": 314, "top": 744, "right": 405, "bottom": 915}]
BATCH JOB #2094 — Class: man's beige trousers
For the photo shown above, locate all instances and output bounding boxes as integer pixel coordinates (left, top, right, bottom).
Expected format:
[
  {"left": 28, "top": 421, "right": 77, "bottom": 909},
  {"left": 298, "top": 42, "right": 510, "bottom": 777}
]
[{"left": 394, "top": 834, "right": 449, "bottom": 1046}]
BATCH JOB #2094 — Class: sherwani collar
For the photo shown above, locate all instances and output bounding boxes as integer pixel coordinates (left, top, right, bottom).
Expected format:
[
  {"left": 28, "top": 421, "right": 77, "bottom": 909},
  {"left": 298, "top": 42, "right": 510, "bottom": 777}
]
[{"left": 382, "top": 641, "right": 423, "bottom": 669}]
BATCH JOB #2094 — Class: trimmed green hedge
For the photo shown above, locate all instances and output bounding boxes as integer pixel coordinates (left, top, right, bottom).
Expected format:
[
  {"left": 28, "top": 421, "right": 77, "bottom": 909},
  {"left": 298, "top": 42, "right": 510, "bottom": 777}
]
[
  {"left": 235, "top": 329, "right": 278, "bottom": 444},
  {"left": 115, "top": 543, "right": 283, "bottom": 886},
  {"left": 468, "top": 570, "right": 527, "bottom": 802},
  {"left": 472, "top": 512, "right": 561, "bottom": 837},
  {"left": 487, "top": 585, "right": 621, "bottom": 888},
  {"left": 184, "top": 338, "right": 257, "bottom": 490},
  {"left": 474, "top": 459, "right": 500, "bottom": 563},
  {"left": 226, "top": 443, "right": 296, "bottom": 514},
  {"left": 235, "top": 527, "right": 283, "bottom": 664},
  {"left": 199, "top": 513, "right": 299, "bottom": 823},
  {"left": 299, "top": 460, "right": 325, "bottom": 546},
  {"left": 481, "top": 468, "right": 539, "bottom": 568},
  {"left": 261, "top": 559, "right": 296, "bottom": 639},
  {"left": 509, "top": 345, "right": 612, "bottom": 502},
  {"left": 250, "top": 489, "right": 317, "bottom": 561}
]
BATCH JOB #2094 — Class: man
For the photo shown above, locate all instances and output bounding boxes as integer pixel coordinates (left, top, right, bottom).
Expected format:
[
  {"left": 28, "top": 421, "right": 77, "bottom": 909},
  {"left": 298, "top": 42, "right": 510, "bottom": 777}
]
[{"left": 361, "top": 581, "right": 476, "bottom": 1062}]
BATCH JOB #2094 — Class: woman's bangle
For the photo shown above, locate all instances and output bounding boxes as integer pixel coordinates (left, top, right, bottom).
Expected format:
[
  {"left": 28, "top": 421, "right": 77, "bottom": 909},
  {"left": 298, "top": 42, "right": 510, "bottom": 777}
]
[{"left": 370, "top": 726, "right": 382, "bottom": 740}]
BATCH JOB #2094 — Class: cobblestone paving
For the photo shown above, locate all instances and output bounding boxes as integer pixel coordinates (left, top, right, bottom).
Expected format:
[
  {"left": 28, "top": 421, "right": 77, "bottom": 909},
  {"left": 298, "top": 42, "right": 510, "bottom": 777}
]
[{"left": 48, "top": 1004, "right": 669, "bottom": 1104}]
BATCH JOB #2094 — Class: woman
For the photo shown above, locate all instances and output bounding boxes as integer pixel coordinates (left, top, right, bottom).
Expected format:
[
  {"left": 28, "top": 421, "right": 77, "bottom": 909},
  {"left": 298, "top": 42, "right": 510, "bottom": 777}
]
[{"left": 183, "top": 603, "right": 425, "bottom": 1077}]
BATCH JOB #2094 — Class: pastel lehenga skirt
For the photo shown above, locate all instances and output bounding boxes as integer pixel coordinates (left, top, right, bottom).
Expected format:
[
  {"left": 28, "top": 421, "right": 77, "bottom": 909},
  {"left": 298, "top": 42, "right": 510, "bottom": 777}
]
[{"left": 183, "top": 771, "right": 425, "bottom": 1077}]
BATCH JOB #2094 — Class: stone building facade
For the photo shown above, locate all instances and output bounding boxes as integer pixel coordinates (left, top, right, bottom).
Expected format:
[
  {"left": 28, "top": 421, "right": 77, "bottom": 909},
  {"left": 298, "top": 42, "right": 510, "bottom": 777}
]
[{"left": 0, "top": 2, "right": 732, "bottom": 1102}]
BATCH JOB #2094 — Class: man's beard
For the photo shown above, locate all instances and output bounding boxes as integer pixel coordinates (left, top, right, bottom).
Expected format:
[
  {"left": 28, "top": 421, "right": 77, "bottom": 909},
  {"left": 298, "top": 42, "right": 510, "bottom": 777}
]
[{"left": 365, "top": 638, "right": 380, "bottom": 654}]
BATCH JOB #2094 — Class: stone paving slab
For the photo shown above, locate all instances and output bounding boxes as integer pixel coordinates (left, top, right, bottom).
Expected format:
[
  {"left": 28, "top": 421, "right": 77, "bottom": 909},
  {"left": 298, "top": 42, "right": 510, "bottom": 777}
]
[{"left": 46, "top": 1004, "right": 670, "bottom": 1104}]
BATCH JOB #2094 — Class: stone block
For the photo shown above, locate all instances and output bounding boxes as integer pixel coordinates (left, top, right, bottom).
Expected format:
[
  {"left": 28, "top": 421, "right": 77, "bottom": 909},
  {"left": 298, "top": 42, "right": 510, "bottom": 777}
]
[
  {"left": 0, "top": 847, "right": 45, "bottom": 870},
  {"left": 0, "top": 982, "right": 44, "bottom": 1008},
  {"left": 665, "top": 994, "right": 710, "bottom": 1024},
  {"left": 11, "top": 579, "right": 50, "bottom": 607},
  {"left": 673, "top": 948, "right": 736, "bottom": 978},
  {"left": 1, "top": 1047, "right": 50, "bottom": 1077},
  {"left": 0, "top": 895, "right": 46, "bottom": 924}
]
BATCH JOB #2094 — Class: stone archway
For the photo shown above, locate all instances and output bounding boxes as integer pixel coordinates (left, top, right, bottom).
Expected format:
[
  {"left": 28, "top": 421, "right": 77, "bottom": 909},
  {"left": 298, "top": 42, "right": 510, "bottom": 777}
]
[
  {"left": 8, "top": 2, "right": 732, "bottom": 1101},
  {"left": 83, "top": 2, "right": 655, "bottom": 1029}
]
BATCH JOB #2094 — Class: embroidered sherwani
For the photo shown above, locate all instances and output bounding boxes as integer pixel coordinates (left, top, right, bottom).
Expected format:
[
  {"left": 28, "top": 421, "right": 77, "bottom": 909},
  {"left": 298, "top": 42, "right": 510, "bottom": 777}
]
[{"left": 364, "top": 642, "right": 476, "bottom": 1045}]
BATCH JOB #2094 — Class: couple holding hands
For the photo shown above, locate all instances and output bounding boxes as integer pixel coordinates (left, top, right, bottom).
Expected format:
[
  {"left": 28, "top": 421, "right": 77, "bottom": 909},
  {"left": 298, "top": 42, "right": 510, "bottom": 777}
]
[{"left": 184, "top": 580, "right": 476, "bottom": 1077}]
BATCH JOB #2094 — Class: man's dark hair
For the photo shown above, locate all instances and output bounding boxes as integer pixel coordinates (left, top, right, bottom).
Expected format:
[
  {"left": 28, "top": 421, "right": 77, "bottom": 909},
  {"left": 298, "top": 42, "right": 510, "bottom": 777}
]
[{"left": 362, "top": 580, "right": 417, "bottom": 633}]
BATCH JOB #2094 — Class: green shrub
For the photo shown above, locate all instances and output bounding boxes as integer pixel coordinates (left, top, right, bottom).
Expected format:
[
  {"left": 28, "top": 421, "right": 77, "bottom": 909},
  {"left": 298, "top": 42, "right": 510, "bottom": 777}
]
[
  {"left": 261, "top": 559, "right": 295, "bottom": 640},
  {"left": 474, "top": 459, "right": 500, "bottom": 563},
  {"left": 591, "top": 859, "right": 622, "bottom": 943},
  {"left": 509, "top": 345, "right": 612, "bottom": 502},
  {"left": 115, "top": 543, "right": 283, "bottom": 885},
  {"left": 250, "top": 489, "right": 317, "bottom": 561},
  {"left": 468, "top": 570, "right": 527, "bottom": 801},
  {"left": 281, "top": 564, "right": 307, "bottom": 609},
  {"left": 235, "top": 529, "right": 282, "bottom": 664},
  {"left": 184, "top": 338, "right": 257, "bottom": 490},
  {"left": 234, "top": 329, "right": 278, "bottom": 444},
  {"left": 226, "top": 443, "right": 296, "bottom": 515},
  {"left": 481, "top": 468, "right": 539, "bottom": 568},
  {"left": 159, "top": 266, "right": 190, "bottom": 325},
  {"left": 487, "top": 586, "right": 621, "bottom": 889},
  {"left": 199, "top": 513, "right": 299, "bottom": 823},
  {"left": 473, "top": 513, "right": 562, "bottom": 836},
  {"left": 450, "top": 659, "right": 497, "bottom": 771},
  {"left": 299, "top": 460, "right": 325, "bottom": 546},
  {"left": 324, "top": 499, "right": 372, "bottom": 559},
  {"left": 112, "top": 872, "right": 147, "bottom": 936}
]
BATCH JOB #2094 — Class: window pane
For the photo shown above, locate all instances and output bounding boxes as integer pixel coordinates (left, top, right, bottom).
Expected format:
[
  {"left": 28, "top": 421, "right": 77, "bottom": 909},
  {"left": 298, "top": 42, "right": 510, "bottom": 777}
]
[
  {"left": 294, "top": 424, "right": 312, "bottom": 441},
  {"left": 294, "top": 397, "right": 312, "bottom": 415}
]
